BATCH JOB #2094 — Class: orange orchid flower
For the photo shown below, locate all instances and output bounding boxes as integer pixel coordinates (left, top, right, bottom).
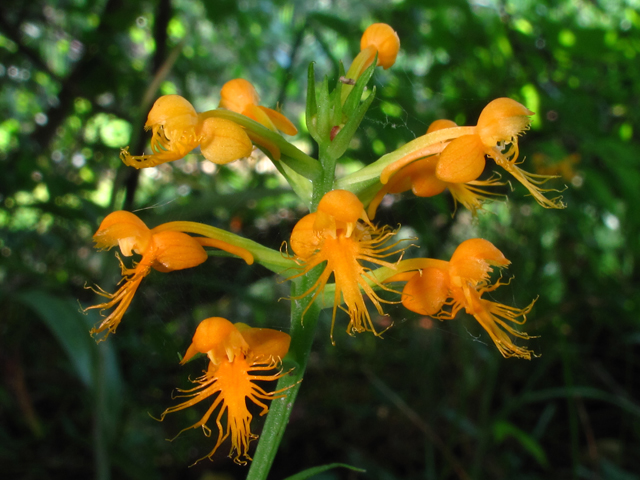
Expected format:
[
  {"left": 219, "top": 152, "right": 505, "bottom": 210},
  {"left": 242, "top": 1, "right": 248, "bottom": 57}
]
[
  {"left": 341, "top": 23, "right": 400, "bottom": 103},
  {"left": 160, "top": 317, "right": 291, "bottom": 465},
  {"left": 396, "top": 238, "right": 536, "bottom": 359},
  {"left": 219, "top": 78, "right": 297, "bottom": 160},
  {"left": 85, "top": 211, "right": 253, "bottom": 339},
  {"left": 219, "top": 78, "right": 298, "bottom": 136},
  {"left": 368, "top": 119, "right": 503, "bottom": 218},
  {"left": 121, "top": 95, "right": 253, "bottom": 168},
  {"left": 380, "top": 98, "right": 565, "bottom": 210},
  {"left": 437, "top": 98, "right": 564, "bottom": 208},
  {"left": 288, "top": 190, "right": 404, "bottom": 343}
]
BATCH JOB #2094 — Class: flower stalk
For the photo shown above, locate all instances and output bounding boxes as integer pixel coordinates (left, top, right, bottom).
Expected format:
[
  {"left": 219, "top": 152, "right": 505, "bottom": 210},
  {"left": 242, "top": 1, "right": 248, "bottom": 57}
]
[{"left": 246, "top": 264, "right": 323, "bottom": 480}]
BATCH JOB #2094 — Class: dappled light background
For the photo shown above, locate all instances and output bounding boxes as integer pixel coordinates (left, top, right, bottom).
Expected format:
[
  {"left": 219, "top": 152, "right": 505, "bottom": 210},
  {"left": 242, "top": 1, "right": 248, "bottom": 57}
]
[{"left": 1, "top": 0, "right": 639, "bottom": 479}]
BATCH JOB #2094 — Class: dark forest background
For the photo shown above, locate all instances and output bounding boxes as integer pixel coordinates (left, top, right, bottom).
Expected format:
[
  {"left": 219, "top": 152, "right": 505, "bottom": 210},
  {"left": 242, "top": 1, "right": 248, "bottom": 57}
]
[{"left": 1, "top": 0, "right": 639, "bottom": 479}]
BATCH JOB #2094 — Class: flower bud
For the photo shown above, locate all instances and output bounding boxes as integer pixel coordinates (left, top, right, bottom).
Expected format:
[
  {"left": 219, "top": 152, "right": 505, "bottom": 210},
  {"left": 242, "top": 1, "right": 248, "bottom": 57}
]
[{"left": 361, "top": 23, "right": 401, "bottom": 69}]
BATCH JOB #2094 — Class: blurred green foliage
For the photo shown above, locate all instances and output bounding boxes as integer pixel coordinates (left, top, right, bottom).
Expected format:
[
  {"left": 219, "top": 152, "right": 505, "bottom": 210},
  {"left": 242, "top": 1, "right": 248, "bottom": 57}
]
[{"left": 1, "top": 0, "right": 639, "bottom": 479}]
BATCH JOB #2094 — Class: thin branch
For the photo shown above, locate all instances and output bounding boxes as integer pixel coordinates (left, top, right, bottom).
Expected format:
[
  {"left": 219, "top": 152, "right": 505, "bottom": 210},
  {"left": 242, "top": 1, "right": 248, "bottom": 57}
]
[{"left": 123, "top": 0, "right": 173, "bottom": 211}]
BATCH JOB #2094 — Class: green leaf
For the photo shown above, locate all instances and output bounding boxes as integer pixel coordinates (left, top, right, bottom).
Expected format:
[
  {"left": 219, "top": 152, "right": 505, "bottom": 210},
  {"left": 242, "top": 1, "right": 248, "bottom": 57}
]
[
  {"left": 281, "top": 463, "right": 366, "bottom": 480},
  {"left": 342, "top": 57, "right": 376, "bottom": 118},
  {"left": 18, "top": 290, "right": 96, "bottom": 388},
  {"left": 18, "top": 290, "right": 124, "bottom": 442},
  {"left": 274, "top": 157, "right": 313, "bottom": 205},
  {"left": 327, "top": 86, "right": 376, "bottom": 161},
  {"left": 493, "top": 420, "right": 549, "bottom": 468},
  {"left": 306, "top": 62, "right": 318, "bottom": 141},
  {"left": 329, "top": 62, "right": 345, "bottom": 127},
  {"left": 316, "top": 75, "right": 332, "bottom": 142}
]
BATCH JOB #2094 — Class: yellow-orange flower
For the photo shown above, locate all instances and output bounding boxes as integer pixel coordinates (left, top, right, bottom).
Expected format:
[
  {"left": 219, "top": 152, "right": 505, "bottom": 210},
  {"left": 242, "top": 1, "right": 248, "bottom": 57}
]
[
  {"left": 360, "top": 23, "right": 401, "bottom": 70},
  {"left": 121, "top": 95, "right": 253, "bottom": 169},
  {"left": 436, "top": 98, "right": 564, "bottom": 208},
  {"left": 85, "top": 211, "right": 253, "bottom": 339},
  {"left": 218, "top": 78, "right": 297, "bottom": 160},
  {"left": 289, "top": 190, "right": 403, "bottom": 342},
  {"left": 341, "top": 23, "right": 400, "bottom": 104},
  {"left": 219, "top": 79, "right": 298, "bottom": 136},
  {"left": 160, "top": 317, "right": 291, "bottom": 465},
  {"left": 380, "top": 98, "right": 564, "bottom": 210},
  {"left": 368, "top": 119, "right": 503, "bottom": 218},
  {"left": 397, "top": 238, "right": 536, "bottom": 359}
]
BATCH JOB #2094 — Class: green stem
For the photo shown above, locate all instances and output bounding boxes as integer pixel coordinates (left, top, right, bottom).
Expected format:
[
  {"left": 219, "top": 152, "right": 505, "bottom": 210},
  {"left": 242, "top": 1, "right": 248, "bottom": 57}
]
[
  {"left": 246, "top": 269, "right": 322, "bottom": 480},
  {"left": 247, "top": 55, "right": 379, "bottom": 478},
  {"left": 311, "top": 144, "right": 338, "bottom": 209}
]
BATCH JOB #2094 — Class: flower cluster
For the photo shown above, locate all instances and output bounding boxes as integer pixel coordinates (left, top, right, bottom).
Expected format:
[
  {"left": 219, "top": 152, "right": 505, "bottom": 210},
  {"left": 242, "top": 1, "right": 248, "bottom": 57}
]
[{"left": 81, "top": 20, "right": 560, "bottom": 468}]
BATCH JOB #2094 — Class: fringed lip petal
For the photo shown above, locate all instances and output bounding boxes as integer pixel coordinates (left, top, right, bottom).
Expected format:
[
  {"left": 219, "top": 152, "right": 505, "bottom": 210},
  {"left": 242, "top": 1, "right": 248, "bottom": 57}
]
[
  {"left": 84, "top": 257, "right": 152, "bottom": 340},
  {"left": 162, "top": 318, "right": 292, "bottom": 465},
  {"left": 491, "top": 149, "right": 566, "bottom": 209},
  {"left": 287, "top": 202, "right": 406, "bottom": 343},
  {"left": 396, "top": 239, "right": 537, "bottom": 359}
]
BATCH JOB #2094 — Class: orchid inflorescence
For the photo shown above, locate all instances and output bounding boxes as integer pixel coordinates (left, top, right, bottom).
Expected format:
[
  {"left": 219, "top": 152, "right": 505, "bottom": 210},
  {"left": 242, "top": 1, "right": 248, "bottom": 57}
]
[{"left": 83, "top": 22, "right": 563, "bottom": 471}]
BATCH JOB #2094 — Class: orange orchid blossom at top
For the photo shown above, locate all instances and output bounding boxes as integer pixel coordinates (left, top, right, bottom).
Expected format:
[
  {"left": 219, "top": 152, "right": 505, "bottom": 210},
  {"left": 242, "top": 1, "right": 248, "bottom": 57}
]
[
  {"left": 288, "top": 189, "right": 405, "bottom": 343},
  {"left": 368, "top": 119, "right": 504, "bottom": 218},
  {"left": 160, "top": 317, "right": 291, "bottom": 465},
  {"left": 346, "top": 23, "right": 400, "bottom": 79},
  {"left": 121, "top": 94, "right": 253, "bottom": 168},
  {"left": 380, "top": 98, "right": 565, "bottom": 210},
  {"left": 218, "top": 78, "right": 298, "bottom": 160},
  {"left": 85, "top": 211, "right": 253, "bottom": 339},
  {"left": 341, "top": 23, "right": 400, "bottom": 103},
  {"left": 390, "top": 238, "right": 536, "bottom": 359},
  {"left": 219, "top": 79, "right": 298, "bottom": 136}
]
